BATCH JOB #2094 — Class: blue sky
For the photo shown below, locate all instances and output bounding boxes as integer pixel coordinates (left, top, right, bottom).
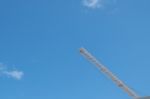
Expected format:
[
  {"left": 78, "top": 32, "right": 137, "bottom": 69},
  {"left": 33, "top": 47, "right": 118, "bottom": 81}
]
[{"left": 0, "top": 0, "right": 150, "bottom": 99}]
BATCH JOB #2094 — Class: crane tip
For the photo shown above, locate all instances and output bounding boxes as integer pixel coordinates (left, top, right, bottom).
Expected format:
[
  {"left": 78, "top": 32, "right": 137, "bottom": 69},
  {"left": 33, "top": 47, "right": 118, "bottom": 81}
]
[{"left": 79, "top": 47, "right": 86, "bottom": 53}]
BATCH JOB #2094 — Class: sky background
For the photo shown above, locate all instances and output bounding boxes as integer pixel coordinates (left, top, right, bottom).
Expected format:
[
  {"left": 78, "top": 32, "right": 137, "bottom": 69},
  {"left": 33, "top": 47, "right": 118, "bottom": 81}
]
[{"left": 0, "top": 0, "right": 150, "bottom": 99}]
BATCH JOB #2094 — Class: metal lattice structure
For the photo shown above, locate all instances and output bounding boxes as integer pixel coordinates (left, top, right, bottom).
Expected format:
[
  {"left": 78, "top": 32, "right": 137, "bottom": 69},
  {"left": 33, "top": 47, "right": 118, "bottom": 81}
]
[{"left": 79, "top": 47, "right": 149, "bottom": 99}]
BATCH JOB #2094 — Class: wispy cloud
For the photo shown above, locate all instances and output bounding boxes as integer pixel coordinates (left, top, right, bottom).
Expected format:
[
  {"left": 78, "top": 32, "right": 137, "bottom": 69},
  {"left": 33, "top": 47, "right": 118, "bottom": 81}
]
[
  {"left": 3, "top": 70, "right": 24, "bottom": 80},
  {"left": 82, "top": 0, "right": 103, "bottom": 9},
  {"left": 0, "top": 63, "right": 24, "bottom": 80},
  {"left": 82, "top": 0, "right": 117, "bottom": 10}
]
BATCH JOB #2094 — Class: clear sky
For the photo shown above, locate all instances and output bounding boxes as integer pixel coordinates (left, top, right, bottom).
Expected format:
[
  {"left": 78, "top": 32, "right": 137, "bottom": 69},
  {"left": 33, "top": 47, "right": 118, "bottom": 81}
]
[{"left": 0, "top": 0, "right": 150, "bottom": 99}]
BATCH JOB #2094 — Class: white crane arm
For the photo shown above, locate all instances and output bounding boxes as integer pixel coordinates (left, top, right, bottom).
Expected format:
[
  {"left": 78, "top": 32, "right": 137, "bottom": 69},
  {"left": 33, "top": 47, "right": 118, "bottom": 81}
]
[{"left": 79, "top": 47, "right": 139, "bottom": 99}]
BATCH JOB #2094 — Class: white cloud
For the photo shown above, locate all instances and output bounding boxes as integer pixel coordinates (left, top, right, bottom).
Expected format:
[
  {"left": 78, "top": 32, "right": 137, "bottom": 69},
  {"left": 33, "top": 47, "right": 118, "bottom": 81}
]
[
  {"left": 82, "top": 0, "right": 117, "bottom": 11},
  {"left": 0, "top": 63, "right": 24, "bottom": 80},
  {"left": 3, "top": 70, "right": 24, "bottom": 80},
  {"left": 82, "top": 0, "right": 103, "bottom": 9}
]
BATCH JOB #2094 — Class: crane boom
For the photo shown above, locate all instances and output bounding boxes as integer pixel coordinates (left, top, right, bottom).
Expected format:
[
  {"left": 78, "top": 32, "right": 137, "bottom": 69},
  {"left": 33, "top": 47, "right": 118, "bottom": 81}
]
[{"left": 79, "top": 47, "right": 139, "bottom": 99}]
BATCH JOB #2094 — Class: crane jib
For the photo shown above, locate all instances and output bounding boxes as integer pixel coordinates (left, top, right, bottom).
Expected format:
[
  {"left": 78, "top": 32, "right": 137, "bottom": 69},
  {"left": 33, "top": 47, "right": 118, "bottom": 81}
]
[{"left": 79, "top": 47, "right": 140, "bottom": 99}]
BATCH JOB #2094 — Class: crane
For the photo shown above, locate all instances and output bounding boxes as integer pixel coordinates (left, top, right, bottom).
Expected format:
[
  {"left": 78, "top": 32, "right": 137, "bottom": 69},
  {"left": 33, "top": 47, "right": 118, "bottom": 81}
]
[{"left": 79, "top": 47, "right": 149, "bottom": 99}]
